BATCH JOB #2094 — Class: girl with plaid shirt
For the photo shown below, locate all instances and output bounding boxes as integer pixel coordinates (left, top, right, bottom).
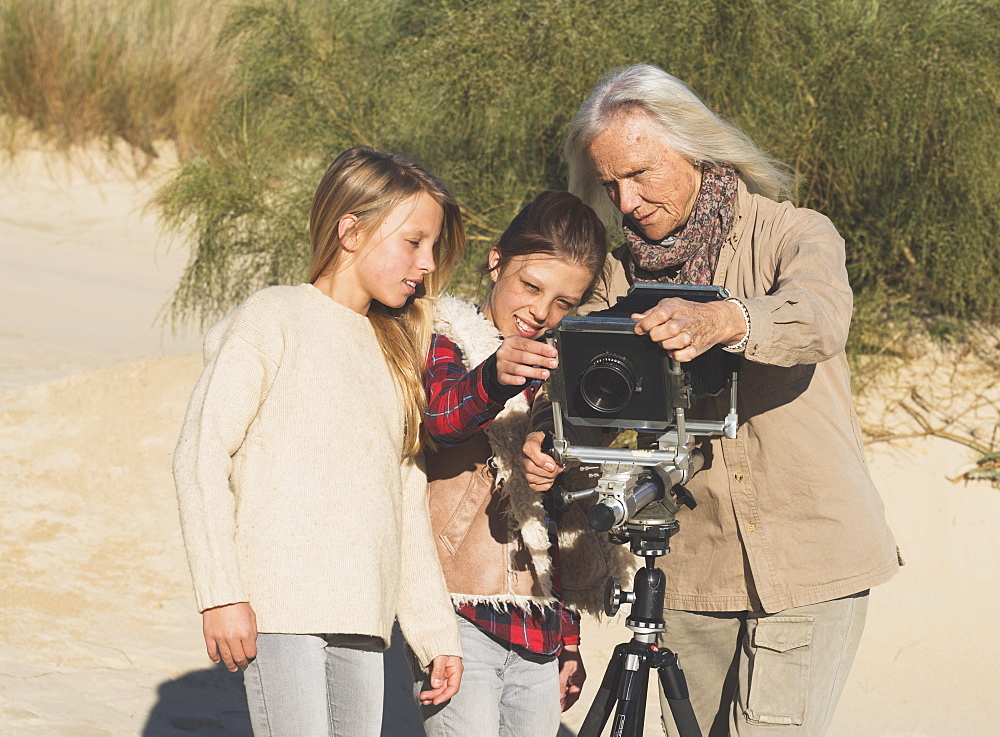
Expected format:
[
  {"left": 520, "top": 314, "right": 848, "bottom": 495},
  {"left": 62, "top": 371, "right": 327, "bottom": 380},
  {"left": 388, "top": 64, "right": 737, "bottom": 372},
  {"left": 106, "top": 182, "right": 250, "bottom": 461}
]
[{"left": 409, "top": 191, "right": 634, "bottom": 736}]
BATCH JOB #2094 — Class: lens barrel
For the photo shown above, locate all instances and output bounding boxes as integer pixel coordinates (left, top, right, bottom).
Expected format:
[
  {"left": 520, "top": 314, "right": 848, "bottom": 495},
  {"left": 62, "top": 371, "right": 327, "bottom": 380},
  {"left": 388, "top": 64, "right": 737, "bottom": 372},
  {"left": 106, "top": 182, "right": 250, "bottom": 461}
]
[{"left": 580, "top": 353, "right": 636, "bottom": 413}]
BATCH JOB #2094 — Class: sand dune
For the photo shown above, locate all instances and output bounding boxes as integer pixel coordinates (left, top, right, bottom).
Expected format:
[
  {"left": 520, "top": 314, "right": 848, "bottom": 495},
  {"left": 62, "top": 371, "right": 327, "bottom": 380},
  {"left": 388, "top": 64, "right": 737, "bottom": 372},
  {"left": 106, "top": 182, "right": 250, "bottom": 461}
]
[
  {"left": 0, "top": 147, "right": 200, "bottom": 390},
  {"left": 1, "top": 151, "right": 997, "bottom": 736}
]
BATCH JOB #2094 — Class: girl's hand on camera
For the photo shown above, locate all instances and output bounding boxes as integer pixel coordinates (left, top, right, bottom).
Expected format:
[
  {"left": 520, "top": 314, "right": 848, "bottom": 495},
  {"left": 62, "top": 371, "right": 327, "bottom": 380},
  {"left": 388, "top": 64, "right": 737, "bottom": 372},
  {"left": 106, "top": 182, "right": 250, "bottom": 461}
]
[
  {"left": 522, "top": 431, "right": 562, "bottom": 491},
  {"left": 495, "top": 337, "right": 558, "bottom": 386},
  {"left": 203, "top": 602, "right": 258, "bottom": 671}
]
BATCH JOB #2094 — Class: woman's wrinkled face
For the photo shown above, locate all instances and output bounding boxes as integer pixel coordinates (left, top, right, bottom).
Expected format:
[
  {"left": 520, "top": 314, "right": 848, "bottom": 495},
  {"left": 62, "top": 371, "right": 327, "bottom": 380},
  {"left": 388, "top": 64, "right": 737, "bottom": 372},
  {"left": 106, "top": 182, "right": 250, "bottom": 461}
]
[{"left": 587, "top": 109, "right": 702, "bottom": 242}]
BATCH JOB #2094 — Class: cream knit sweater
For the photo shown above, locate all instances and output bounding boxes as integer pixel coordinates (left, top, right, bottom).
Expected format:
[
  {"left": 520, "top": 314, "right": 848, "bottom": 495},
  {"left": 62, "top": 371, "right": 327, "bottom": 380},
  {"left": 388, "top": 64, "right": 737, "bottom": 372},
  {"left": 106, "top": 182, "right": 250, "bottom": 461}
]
[{"left": 173, "top": 283, "right": 460, "bottom": 667}]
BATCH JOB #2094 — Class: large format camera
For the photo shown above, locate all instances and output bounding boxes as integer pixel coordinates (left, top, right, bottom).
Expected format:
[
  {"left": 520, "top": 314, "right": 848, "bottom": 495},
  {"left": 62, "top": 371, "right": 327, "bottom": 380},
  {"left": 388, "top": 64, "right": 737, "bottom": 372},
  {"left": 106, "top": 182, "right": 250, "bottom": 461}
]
[
  {"left": 547, "top": 290, "right": 737, "bottom": 735},
  {"left": 545, "top": 283, "right": 740, "bottom": 548}
]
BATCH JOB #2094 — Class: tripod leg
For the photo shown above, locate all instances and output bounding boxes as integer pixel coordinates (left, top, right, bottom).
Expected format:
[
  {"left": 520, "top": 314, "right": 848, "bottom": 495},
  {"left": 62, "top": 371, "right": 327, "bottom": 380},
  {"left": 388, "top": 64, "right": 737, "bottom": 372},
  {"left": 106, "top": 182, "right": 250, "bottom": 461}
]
[
  {"left": 608, "top": 645, "right": 653, "bottom": 737},
  {"left": 623, "top": 653, "right": 650, "bottom": 737},
  {"left": 656, "top": 652, "right": 701, "bottom": 737},
  {"left": 608, "top": 663, "right": 642, "bottom": 737},
  {"left": 579, "top": 644, "right": 627, "bottom": 737}
]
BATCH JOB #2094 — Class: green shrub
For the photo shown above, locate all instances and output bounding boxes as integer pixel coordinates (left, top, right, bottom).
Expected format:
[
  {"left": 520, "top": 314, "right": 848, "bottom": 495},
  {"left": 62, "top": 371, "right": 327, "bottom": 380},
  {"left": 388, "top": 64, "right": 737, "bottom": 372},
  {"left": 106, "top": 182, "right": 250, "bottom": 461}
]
[
  {"left": 155, "top": 0, "right": 392, "bottom": 322},
  {"left": 144, "top": 0, "right": 999, "bottom": 333}
]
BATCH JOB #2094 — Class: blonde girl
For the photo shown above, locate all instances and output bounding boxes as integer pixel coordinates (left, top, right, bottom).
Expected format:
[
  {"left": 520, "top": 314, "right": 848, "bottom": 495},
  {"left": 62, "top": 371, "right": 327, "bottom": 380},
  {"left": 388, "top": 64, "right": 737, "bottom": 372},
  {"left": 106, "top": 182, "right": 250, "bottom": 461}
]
[{"left": 173, "top": 146, "right": 465, "bottom": 737}]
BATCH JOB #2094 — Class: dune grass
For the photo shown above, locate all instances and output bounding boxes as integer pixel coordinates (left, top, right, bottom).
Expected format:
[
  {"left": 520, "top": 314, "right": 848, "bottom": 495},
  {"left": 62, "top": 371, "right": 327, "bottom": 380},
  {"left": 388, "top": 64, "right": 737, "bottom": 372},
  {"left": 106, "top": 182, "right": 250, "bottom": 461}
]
[
  {"left": 0, "top": 0, "right": 234, "bottom": 157},
  {"left": 150, "top": 0, "right": 1000, "bottom": 340}
]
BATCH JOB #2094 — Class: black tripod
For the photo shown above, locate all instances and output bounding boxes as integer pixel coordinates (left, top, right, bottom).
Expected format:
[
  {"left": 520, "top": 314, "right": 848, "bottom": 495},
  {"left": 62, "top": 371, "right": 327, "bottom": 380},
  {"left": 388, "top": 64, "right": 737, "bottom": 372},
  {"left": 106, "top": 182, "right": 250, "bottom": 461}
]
[{"left": 577, "top": 519, "right": 700, "bottom": 737}]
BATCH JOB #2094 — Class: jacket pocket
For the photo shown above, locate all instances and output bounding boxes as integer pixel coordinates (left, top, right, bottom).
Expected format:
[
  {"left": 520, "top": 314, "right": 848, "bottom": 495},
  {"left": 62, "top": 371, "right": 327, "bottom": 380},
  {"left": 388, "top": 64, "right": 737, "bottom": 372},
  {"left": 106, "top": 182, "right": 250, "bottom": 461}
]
[
  {"left": 745, "top": 616, "right": 813, "bottom": 726},
  {"left": 437, "top": 465, "right": 494, "bottom": 557}
]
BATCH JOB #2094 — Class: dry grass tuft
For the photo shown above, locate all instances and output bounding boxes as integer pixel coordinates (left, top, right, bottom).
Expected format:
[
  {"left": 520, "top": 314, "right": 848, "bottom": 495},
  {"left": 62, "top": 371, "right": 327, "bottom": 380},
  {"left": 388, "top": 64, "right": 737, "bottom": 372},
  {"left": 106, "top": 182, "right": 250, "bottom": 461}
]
[
  {"left": 0, "top": 0, "right": 235, "bottom": 159},
  {"left": 854, "top": 323, "right": 1000, "bottom": 488}
]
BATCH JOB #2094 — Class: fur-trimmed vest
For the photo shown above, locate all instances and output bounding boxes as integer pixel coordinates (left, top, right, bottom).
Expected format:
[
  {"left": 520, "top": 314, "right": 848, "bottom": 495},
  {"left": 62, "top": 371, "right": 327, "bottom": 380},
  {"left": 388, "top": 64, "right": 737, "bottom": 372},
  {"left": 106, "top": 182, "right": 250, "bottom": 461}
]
[{"left": 426, "top": 296, "right": 637, "bottom": 615}]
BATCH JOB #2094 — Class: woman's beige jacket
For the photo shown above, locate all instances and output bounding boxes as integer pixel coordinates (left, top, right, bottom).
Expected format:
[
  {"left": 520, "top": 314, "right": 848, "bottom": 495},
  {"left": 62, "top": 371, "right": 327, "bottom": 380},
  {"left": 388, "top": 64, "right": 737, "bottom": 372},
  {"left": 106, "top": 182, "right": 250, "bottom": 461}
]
[{"left": 581, "top": 180, "right": 900, "bottom": 613}]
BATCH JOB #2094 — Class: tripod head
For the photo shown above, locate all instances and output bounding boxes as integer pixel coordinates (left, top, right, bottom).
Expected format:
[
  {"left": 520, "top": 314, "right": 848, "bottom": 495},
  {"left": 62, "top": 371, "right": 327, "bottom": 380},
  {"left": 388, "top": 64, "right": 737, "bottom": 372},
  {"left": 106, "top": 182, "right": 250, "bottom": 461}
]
[
  {"left": 602, "top": 519, "right": 681, "bottom": 628},
  {"left": 549, "top": 435, "right": 704, "bottom": 539}
]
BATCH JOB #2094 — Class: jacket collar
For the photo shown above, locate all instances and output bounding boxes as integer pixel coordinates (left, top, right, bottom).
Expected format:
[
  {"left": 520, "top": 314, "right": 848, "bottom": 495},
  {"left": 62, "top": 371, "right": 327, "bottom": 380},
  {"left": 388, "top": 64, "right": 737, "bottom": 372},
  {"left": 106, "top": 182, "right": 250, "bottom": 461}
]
[{"left": 714, "top": 177, "right": 754, "bottom": 288}]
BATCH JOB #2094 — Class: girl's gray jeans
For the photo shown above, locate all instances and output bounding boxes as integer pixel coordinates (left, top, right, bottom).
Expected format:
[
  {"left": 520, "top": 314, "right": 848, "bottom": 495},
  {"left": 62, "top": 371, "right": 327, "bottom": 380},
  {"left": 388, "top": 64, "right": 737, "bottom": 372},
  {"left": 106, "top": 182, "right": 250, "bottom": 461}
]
[{"left": 244, "top": 632, "right": 384, "bottom": 737}]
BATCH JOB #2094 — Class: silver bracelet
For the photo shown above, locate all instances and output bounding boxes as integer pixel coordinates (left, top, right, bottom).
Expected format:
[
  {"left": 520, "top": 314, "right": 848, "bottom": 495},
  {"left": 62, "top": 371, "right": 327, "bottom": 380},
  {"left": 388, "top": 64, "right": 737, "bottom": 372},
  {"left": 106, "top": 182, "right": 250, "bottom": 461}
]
[{"left": 722, "top": 298, "right": 751, "bottom": 353}]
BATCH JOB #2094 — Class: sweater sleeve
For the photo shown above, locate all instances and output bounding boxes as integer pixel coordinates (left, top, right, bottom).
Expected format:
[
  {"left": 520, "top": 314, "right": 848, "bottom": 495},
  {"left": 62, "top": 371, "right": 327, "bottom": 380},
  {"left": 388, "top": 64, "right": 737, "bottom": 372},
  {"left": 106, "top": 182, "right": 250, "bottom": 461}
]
[
  {"left": 394, "top": 454, "right": 463, "bottom": 668},
  {"left": 172, "top": 308, "right": 281, "bottom": 613}
]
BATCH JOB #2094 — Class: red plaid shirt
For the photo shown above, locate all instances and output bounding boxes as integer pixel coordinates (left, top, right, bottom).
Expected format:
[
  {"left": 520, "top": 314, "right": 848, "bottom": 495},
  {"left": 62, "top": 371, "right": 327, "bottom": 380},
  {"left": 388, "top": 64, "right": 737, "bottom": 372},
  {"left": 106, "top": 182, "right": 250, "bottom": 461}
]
[{"left": 425, "top": 333, "right": 580, "bottom": 655}]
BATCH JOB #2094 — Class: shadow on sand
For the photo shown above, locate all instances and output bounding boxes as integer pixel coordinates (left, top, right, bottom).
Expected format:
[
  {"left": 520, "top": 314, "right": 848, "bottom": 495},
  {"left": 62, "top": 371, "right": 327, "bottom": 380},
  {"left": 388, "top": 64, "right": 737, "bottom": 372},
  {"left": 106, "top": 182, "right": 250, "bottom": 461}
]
[
  {"left": 142, "top": 625, "right": 577, "bottom": 736},
  {"left": 141, "top": 660, "right": 253, "bottom": 737}
]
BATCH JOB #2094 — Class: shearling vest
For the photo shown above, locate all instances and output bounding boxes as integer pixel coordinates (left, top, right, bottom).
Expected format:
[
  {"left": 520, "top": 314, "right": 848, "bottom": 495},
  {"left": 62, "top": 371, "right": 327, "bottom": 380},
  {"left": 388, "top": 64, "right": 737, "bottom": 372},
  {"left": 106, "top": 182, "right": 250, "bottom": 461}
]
[{"left": 427, "top": 296, "right": 637, "bottom": 615}]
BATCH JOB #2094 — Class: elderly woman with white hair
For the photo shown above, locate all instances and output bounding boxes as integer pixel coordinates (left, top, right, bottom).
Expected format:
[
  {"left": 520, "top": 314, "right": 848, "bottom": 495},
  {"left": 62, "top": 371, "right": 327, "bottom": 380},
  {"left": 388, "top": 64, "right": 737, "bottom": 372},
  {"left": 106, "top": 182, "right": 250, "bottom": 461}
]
[{"left": 523, "top": 64, "right": 899, "bottom": 736}]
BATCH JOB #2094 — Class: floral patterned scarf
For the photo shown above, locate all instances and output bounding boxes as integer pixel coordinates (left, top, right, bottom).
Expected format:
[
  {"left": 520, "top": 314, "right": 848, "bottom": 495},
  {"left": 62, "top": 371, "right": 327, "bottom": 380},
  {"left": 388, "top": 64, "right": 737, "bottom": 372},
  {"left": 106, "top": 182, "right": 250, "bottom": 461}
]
[{"left": 623, "top": 164, "right": 738, "bottom": 285}]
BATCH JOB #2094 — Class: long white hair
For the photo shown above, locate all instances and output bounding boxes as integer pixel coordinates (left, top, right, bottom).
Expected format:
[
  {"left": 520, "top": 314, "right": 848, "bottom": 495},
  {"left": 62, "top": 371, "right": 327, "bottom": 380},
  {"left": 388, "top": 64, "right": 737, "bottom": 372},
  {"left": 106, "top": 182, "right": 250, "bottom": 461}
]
[{"left": 565, "top": 64, "right": 795, "bottom": 230}]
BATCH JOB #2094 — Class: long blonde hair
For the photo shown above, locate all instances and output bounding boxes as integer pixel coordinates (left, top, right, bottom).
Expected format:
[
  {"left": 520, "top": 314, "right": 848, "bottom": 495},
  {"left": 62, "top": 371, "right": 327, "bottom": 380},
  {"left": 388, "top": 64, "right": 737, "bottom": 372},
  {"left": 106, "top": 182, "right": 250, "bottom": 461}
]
[
  {"left": 309, "top": 146, "right": 464, "bottom": 458},
  {"left": 565, "top": 64, "right": 795, "bottom": 230}
]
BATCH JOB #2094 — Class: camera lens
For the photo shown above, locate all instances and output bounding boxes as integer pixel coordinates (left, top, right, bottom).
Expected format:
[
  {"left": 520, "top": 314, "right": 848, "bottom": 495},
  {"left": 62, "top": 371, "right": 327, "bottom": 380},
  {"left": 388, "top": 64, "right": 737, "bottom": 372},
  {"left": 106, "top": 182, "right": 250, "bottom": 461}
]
[{"left": 581, "top": 353, "right": 636, "bottom": 413}]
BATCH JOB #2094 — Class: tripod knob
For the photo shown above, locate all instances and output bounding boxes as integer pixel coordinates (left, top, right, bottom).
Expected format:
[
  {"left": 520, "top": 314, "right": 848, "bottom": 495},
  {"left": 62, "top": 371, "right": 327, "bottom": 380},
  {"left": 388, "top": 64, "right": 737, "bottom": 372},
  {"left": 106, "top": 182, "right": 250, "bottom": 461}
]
[{"left": 604, "top": 575, "right": 634, "bottom": 617}]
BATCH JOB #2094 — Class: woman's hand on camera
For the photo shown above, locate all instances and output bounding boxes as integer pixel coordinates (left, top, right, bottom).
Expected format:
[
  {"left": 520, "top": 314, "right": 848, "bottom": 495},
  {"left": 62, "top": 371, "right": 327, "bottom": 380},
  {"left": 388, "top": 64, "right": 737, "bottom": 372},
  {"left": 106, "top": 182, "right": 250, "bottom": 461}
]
[
  {"left": 495, "top": 337, "right": 558, "bottom": 386},
  {"left": 522, "top": 430, "right": 562, "bottom": 491},
  {"left": 202, "top": 602, "right": 258, "bottom": 671},
  {"left": 632, "top": 298, "right": 745, "bottom": 362}
]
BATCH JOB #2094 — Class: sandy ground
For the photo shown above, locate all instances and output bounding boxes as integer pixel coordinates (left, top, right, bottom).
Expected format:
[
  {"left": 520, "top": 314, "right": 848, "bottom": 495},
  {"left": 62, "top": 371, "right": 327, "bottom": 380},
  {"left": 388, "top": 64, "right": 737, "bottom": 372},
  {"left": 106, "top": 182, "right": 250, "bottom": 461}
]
[
  {"left": 1, "top": 151, "right": 998, "bottom": 736},
  {"left": 0, "top": 148, "right": 201, "bottom": 389}
]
